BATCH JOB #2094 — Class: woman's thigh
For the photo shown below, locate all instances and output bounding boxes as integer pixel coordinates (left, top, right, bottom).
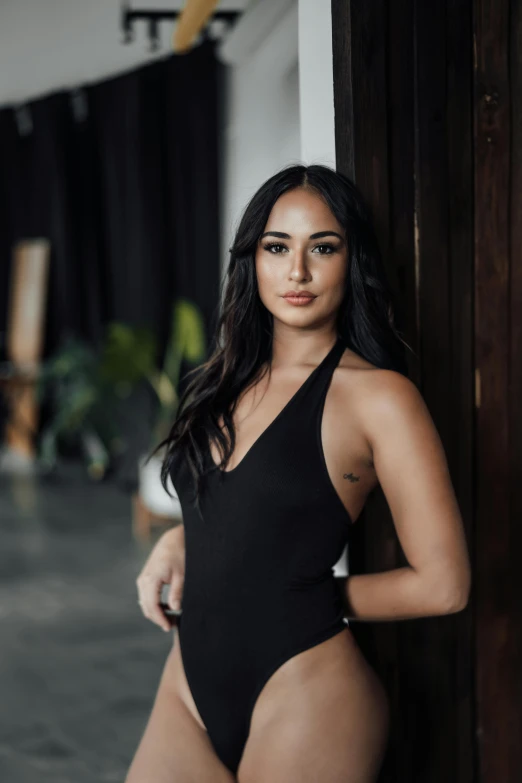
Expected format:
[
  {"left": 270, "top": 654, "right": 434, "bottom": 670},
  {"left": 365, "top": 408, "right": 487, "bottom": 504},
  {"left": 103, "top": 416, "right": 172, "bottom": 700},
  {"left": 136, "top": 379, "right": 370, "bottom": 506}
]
[
  {"left": 124, "top": 634, "right": 236, "bottom": 783},
  {"left": 237, "top": 629, "right": 390, "bottom": 783}
]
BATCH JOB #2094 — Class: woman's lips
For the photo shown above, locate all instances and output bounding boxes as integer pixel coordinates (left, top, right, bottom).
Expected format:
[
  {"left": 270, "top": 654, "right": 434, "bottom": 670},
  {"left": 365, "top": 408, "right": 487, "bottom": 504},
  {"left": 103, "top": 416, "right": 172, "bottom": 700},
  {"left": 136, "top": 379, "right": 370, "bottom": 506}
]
[{"left": 282, "top": 295, "right": 317, "bottom": 306}]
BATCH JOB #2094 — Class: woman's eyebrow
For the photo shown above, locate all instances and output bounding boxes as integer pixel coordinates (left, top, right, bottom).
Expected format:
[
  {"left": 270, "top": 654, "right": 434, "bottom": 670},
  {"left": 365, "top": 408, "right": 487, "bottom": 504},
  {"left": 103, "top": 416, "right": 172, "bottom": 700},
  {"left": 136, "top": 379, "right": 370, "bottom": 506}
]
[{"left": 260, "top": 230, "right": 344, "bottom": 241}]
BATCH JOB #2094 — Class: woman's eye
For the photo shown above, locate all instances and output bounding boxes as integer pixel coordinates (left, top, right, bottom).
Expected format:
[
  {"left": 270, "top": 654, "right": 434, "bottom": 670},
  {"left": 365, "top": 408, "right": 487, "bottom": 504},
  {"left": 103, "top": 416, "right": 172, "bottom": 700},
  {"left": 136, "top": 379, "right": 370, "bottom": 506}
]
[
  {"left": 263, "top": 242, "right": 286, "bottom": 253},
  {"left": 313, "top": 244, "right": 335, "bottom": 254}
]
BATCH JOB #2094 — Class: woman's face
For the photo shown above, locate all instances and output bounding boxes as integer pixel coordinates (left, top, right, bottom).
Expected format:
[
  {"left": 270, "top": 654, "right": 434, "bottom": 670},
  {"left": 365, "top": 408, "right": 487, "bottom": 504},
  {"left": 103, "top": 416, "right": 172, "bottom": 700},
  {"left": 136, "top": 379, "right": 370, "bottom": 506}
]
[{"left": 255, "top": 187, "right": 348, "bottom": 331}]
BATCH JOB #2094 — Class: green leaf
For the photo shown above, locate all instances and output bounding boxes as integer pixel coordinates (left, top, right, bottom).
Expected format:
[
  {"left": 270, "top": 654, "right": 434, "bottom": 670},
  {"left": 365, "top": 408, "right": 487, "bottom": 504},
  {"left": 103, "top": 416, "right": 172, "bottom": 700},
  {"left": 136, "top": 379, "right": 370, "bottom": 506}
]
[
  {"left": 98, "top": 322, "right": 158, "bottom": 385},
  {"left": 162, "top": 298, "right": 206, "bottom": 389}
]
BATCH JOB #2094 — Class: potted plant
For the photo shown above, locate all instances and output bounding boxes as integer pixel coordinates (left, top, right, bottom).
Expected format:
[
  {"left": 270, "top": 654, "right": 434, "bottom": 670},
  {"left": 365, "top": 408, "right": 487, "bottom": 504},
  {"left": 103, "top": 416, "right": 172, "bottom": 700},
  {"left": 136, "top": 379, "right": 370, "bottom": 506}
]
[
  {"left": 100, "top": 297, "right": 207, "bottom": 516},
  {"left": 35, "top": 333, "right": 128, "bottom": 479},
  {"left": 35, "top": 297, "right": 207, "bottom": 500}
]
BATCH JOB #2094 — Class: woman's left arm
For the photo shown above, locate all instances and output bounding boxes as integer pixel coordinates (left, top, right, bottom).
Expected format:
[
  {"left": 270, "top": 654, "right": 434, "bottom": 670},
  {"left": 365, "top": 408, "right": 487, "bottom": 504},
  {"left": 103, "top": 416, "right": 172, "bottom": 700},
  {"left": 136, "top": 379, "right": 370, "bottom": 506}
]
[{"left": 343, "top": 370, "right": 471, "bottom": 622}]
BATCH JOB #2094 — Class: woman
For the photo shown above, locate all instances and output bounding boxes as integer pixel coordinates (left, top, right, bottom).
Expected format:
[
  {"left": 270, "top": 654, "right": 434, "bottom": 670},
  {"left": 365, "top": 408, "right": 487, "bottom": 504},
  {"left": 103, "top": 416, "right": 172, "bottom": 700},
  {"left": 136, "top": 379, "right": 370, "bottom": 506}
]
[{"left": 126, "top": 164, "right": 471, "bottom": 783}]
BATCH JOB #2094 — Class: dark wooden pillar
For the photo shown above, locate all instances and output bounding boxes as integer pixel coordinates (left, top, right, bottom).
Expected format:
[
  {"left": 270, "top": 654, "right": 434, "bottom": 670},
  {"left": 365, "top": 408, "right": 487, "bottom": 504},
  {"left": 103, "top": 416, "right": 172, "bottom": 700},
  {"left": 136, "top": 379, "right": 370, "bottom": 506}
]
[
  {"left": 331, "top": 1, "right": 483, "bottom": 780},
  {"left": 474, "top": 0, "right": 522, "bottom": 779}
]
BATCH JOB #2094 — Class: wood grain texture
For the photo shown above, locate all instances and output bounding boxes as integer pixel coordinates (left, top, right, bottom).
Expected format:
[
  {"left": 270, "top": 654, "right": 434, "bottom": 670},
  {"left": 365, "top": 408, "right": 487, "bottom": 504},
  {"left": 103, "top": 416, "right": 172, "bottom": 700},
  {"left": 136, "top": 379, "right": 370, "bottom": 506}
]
[
  {"left": 474, "top": 0, "right": 522, "bottom": 779},
  {"left": 331, "top": 0, "right": 488, "bottom": 780}
]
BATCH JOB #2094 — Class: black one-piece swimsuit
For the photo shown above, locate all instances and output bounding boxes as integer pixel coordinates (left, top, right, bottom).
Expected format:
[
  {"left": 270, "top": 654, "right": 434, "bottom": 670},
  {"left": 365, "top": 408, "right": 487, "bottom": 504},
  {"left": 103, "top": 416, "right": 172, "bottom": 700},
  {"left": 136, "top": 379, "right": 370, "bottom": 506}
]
[{"left": 169, "top": 335, "right": 353, "bottom": 774}]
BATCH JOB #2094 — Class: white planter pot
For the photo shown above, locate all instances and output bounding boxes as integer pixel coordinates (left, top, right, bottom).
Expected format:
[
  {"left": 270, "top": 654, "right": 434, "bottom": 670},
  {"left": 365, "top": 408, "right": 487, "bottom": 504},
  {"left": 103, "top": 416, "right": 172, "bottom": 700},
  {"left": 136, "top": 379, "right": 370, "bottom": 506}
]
[{"left": 137, "top": 450, "right": 182, "bottom": 518}]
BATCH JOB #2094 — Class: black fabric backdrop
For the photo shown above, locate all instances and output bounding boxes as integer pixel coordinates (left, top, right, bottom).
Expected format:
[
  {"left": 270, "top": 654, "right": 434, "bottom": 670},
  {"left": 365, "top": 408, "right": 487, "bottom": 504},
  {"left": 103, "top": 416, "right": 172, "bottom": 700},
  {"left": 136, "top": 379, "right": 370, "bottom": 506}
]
[
  {"left": 0, "top": 38, "right": 223, "bottom": 359},
  {"left": 0, "top": 40, "right": 225, "bottom": 481}
]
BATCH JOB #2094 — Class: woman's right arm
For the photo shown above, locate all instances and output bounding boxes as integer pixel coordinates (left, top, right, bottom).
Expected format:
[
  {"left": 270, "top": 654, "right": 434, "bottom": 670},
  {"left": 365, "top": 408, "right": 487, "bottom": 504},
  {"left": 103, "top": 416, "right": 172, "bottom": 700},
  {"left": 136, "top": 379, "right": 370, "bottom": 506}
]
[{"left": 136, "top": 524, "right": 185, "bottom": 632}]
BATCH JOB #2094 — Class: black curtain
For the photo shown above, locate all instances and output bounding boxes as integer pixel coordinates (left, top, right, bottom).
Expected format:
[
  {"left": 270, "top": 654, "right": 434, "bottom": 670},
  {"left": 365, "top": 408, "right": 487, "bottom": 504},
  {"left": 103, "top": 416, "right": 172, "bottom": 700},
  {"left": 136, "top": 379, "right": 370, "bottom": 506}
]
[
  {"left": 0, "top": 38, "right": 224, "bottom": 359},
  {"left": 0, "top": 39, "right": 224, "bottom": 481}
]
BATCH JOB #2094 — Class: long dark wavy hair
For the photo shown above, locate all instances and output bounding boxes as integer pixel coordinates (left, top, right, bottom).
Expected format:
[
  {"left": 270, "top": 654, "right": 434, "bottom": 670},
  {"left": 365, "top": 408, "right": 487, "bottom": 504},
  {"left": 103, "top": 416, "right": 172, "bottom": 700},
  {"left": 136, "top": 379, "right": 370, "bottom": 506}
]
[{"left": 150, "top": 163, "right": 411, "bottom": 514}]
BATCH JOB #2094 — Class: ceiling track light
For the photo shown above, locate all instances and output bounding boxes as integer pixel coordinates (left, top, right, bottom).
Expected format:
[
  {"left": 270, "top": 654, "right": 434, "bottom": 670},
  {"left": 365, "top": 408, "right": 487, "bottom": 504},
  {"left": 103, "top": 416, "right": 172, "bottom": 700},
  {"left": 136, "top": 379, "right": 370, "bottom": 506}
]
[{"left": 120, "top": 2, "right": 240, "bottom": 53}]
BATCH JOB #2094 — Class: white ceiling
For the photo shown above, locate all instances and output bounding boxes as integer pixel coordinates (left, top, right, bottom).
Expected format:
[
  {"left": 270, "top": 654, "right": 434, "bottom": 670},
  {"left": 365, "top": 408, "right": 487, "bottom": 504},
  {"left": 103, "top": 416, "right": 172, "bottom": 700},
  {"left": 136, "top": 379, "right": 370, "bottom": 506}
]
[{"left": 0, "top": 0, "right": 249, "bottom": 107}]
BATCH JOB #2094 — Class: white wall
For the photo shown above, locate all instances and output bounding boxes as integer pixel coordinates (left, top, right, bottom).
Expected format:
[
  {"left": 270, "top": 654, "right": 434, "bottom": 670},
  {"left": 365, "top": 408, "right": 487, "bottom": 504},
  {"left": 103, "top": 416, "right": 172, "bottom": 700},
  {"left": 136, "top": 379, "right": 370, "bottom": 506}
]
[
  {"left": 298, "top": 0, "right": 336, "bottom": 167},
  {"left": 217, "top": 0, "right": 301, "bottom": 278}
]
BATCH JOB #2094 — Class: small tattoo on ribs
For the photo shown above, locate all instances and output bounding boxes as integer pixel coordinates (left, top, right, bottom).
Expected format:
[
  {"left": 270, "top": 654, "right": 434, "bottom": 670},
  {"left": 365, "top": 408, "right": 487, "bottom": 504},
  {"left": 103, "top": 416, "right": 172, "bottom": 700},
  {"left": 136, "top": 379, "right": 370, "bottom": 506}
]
[{"left": 343, "top": 472, "right": 360, "bottom": 483}]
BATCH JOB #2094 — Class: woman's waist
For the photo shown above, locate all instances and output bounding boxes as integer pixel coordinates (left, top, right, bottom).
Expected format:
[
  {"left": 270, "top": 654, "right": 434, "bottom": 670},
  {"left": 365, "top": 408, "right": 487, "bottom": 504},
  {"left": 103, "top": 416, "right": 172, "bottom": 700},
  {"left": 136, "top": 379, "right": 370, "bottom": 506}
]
[{"left": 182, "top": 572, "right": 345, "bottom": 626}]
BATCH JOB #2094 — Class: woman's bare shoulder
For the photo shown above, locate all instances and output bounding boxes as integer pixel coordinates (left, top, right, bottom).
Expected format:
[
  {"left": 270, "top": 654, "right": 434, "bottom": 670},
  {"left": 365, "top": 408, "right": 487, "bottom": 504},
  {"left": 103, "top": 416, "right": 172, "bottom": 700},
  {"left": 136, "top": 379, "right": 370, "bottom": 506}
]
[
  {"left": 337, "top": 348, "right": 419, "bottom": 402},
  {"left": 333, "top": 351, "right": 424, "bottom": 454},
  {"left": 336, "top": 349, "right": 418, "bottom": 405}
]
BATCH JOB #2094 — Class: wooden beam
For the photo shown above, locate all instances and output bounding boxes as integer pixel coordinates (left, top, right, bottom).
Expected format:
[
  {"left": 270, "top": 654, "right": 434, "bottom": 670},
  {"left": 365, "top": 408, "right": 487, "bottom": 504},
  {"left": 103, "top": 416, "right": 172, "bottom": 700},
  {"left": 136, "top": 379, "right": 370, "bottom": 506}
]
[{"left": 173, "top": 0, "right": 220, "bottom": 53}]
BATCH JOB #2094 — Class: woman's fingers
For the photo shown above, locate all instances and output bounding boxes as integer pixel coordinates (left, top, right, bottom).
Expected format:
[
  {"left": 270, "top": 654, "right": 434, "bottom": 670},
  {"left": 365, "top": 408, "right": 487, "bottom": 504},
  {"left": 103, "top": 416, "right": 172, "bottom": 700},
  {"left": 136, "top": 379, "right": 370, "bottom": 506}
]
[
  {"left": 136, "top": 571, "right": 171, "bottom": 632},
  {"left": 135, "top": 528, "right": 186, "bottom": 632},
  {"left": 167, "top": 570, "right": 184, "bottom": 611}
]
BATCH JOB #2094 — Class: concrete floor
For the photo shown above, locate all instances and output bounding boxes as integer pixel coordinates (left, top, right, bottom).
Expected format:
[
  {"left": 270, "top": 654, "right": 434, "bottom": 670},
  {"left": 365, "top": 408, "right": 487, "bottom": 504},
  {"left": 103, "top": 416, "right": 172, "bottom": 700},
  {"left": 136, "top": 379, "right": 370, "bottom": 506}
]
[{"left": 0, "top": 462, "right": 174, "bottom": 783}]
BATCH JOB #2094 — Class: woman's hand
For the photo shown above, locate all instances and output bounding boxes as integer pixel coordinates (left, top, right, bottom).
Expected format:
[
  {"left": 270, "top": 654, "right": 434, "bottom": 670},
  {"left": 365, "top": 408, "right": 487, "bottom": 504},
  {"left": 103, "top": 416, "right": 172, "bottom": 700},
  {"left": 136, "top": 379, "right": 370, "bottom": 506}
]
[{"left": 136, "top": 524, "right": 185, "bottom": 632}]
